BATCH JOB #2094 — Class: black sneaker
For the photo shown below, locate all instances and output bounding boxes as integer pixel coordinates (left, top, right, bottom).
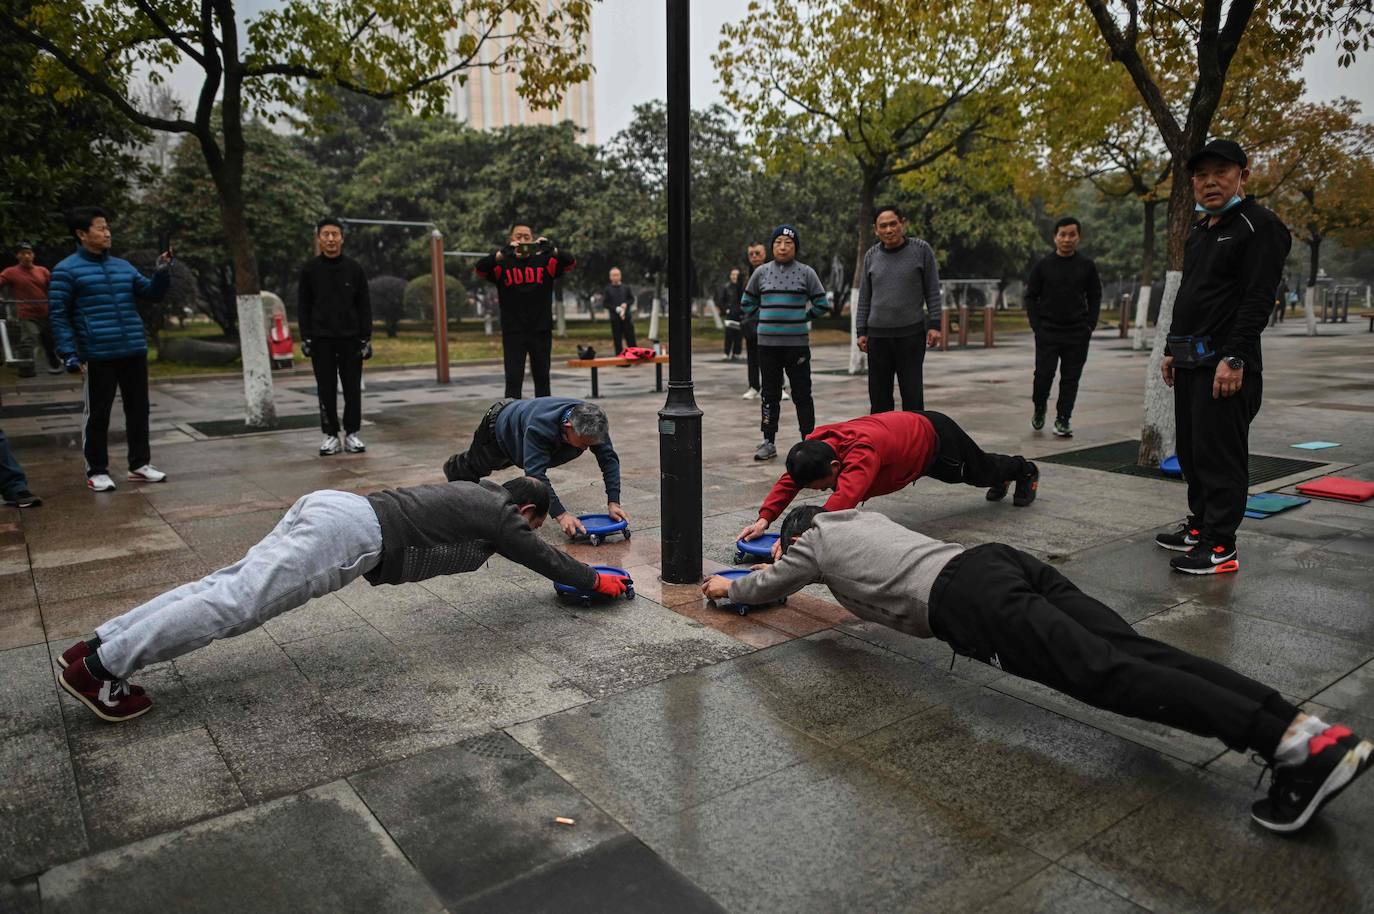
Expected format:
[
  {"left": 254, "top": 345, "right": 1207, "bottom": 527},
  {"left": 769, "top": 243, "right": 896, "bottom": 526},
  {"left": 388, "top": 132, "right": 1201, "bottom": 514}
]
[
  {"left": 1170, "top": 541, "right": 1239, "bottom": 575},
  {"left": 986, "top": 481, "right": 1009, "bottom": 502},
  {"left": 1053, "top": 417, "right": 1073, "bottom": 438},
  {"left": 1252, "top": 725, "right": 1372, "bottom": 833},
  {"left": 2, "top": 490, "right": 42, "bottom": 508},
  {"left": 1155, "top": 522, "right": 1201, "bottom": 552},
  {"left": 1012, "top": 462, "right": 1039, "bottom": 507},
  {"left": 1031, "top": 408, "right": 1046, "bottom": 431}
]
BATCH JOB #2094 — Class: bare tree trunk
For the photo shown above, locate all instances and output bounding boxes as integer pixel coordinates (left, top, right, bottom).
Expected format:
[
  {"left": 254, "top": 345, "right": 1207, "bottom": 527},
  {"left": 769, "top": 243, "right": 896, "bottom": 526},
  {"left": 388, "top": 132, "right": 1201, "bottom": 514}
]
[
  {"left": 1304, "top": 232, "right": 1322, "bottom": 336},
  {"left": 849, "top": 175, "right": 877, "bottom": 375},
  {"left": 1136, "top": 160, "right": 1194, "bottom": 466},
  {"left": 1132, "top": 198, "right": 1156, "bottom": 350}
]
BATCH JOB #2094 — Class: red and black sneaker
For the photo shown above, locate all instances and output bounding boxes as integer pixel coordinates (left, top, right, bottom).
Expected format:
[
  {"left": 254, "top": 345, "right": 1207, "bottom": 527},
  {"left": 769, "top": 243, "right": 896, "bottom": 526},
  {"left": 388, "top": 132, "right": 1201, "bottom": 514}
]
[
  {"left": 1154, "top": 522, "right": 1201, "bottom": 552},
  {"left": 57, "top": 640, "right": 145, "bottom": 695},
  {"left": 1170, "top": 541, "right": 1239, "bottom": 575},
  {"left": 58, "top": 658, "right": 152, "bottom": 723},
  {"left": 1252, "top": 725, "right": 1372, "bottom": 833},
  {"left": 1012, "top": 462, "right": 1039, "bottom": 507}
]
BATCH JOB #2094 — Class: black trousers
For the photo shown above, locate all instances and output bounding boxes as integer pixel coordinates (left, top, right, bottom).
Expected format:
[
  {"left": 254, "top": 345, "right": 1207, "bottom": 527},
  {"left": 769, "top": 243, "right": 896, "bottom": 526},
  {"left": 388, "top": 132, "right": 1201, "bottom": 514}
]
[
  {"left": 83, "top": 354, "right": 151, "bottom": 476},
  {"left": 310, "top": 337, "right": 363, "bottom": 435},
  {"left": 1032, "top": 335, "right": 1090, "bottom": 419},
  {"left": 1174, "top": 365, "right": 1263, "bottom": 547},
  {"left": 502, "top": 331, "right": 552, "bottom": 399},
  {"left": 443, "top": 399, "right": 515, "bottom": 482},
  {"left": 928, "top": 544, "right": 1296, "bottom": 757},
  {"left": 867, "top": 332, "right": 927, "bottom": 413},
  {"left": 723, "top": 325, "right": 743, "bottom": 357},
  {"left": 743, "top": 320, "right": 760, "bottom": 391},
  {"left": 611, "top": 315, "right": 638, "bottom": 354},
  {"left": 759, "top": 345, "right": 814, "bottom": 442},
  {"left": 921, "top": 410, "right": 1027, "bottom": 488}
]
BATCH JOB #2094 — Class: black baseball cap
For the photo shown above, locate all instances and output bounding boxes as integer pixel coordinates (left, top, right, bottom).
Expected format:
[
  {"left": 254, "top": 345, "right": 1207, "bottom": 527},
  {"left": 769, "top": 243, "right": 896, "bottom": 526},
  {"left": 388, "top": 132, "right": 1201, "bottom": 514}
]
[
  {"left": 1187, "top": 139, "right": 1247, "bottom": 171},
  {"left": 15, "top": 241, "right": 32, "bottom": 252}
]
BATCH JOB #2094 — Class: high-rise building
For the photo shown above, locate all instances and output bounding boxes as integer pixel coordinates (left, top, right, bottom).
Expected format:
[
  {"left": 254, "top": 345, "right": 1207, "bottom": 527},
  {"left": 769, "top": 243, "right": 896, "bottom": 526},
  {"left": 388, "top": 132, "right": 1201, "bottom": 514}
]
[{"left": 447, "top": 11, "right": 595, "bottom": 142}]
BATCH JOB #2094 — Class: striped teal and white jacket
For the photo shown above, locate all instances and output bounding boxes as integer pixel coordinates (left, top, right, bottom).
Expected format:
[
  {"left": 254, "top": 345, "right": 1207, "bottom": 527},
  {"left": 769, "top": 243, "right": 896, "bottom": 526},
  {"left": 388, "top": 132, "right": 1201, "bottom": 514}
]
[{"left": 741, "top": 260, "right": 829, "bottom": 347}]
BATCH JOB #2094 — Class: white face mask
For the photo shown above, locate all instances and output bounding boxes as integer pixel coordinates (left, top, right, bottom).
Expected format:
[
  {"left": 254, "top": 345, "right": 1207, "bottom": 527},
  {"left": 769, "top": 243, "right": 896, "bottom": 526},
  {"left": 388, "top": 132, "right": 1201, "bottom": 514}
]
[{"left": 1196, "top": 194, "right": 1242, "bottom": 215}]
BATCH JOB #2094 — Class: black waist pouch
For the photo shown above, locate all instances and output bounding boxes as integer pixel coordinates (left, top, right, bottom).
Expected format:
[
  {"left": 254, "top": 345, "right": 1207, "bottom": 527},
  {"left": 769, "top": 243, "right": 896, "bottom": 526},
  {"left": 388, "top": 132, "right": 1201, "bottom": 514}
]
[{"left": 1166, "top": 334, "right": 1217, "bottom": 368}]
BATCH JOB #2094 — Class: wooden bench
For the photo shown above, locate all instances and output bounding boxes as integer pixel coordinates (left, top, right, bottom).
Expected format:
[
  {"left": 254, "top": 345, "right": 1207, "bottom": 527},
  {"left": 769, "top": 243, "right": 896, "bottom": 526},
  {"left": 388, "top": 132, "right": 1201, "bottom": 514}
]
[
  {"left": 564, "top": 355, "right": 670, "bottom": 398},
  {"left": 1360, "top": 309, "right": 1374, "bottom": 332}
]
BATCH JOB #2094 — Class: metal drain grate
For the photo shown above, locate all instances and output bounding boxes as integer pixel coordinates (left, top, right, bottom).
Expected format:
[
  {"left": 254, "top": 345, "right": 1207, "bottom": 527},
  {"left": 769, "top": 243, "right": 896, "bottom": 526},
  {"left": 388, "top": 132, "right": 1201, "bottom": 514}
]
[
  {"left": 1038, "top": 439, "right": 1328, "bottom": 486},
  {"left": 188, "top": 414, "right": 321, "bottom": 437}
]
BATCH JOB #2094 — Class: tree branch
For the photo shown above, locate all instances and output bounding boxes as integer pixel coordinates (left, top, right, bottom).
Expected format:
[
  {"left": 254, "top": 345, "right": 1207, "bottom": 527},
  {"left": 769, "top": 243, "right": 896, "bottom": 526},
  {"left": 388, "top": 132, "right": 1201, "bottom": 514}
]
[{"left": 133, "top": 0, "right": 206, "bottom": 66}]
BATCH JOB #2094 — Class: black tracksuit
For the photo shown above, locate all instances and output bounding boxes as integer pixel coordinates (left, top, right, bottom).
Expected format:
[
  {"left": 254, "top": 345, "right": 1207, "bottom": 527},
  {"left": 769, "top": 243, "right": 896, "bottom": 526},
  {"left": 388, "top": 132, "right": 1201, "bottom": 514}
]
[
  {"left": 929, "top": 543, "right": 1298, "bottom": 758},
  {"left": 476, "top": 244, "right": 575, "bottom": 398},
  {"left": 1170, "top": 197, "right": 1291, "bottom": 547},
  {"left": 1025, "top": 251, "right": 1102, "bottom": 420},
  {"left": 298, "top": 254, "right": 371, "bottom": 436},
  {"left": 602, "top": 283, "right": 637, "bottom": 353},
  {"left": 717, "top": 279, "right": 744, "bottom": 357}
]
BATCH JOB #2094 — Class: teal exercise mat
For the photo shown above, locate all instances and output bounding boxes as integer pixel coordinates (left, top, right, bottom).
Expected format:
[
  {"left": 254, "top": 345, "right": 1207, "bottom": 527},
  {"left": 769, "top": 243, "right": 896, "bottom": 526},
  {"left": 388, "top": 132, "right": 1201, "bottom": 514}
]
[
  {"left": 1244, "top": 493, "right": 1310, "bottom": 516},
  {"left": 1291, "top": 441, "right": 1340, "bottom": 450}
]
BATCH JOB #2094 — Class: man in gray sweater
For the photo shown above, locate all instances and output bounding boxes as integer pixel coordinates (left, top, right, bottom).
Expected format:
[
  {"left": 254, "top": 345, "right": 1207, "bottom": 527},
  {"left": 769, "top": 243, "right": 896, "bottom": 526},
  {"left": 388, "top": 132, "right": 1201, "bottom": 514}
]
[
  {"left": 58, "top": 477, "right": 628, "bottom": 723},
  {"left": 856, "top": 205, "right": 943, "bottom": 413},
  {"left": 703, "top": 506, "right": 1371, "bottom": 836}
]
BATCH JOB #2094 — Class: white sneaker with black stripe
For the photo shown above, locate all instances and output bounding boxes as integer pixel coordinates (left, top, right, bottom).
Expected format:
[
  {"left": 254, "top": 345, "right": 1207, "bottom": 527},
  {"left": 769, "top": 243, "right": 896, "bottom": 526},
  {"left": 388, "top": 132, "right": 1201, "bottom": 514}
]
[{"left": 87, "top": 474, "right": 116, "bottom": 492}]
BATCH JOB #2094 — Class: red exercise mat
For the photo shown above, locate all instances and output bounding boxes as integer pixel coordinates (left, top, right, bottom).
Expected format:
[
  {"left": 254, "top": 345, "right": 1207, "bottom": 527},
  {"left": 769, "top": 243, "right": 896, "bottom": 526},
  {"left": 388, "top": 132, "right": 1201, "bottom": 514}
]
[{"left": 1294, "top": 476, "right": 1374, "bottom": 503}]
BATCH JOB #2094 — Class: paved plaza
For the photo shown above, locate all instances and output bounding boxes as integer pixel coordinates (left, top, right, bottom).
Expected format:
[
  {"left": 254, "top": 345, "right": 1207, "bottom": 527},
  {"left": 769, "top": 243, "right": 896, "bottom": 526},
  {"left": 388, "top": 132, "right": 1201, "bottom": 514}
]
[{"left": 1, "top": 320, "right": 1372, "bottom": 913}]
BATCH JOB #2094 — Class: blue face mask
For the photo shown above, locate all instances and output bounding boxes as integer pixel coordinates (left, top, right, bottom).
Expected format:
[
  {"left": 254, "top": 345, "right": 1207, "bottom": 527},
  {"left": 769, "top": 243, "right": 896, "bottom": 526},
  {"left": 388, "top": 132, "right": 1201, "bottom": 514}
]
[{"left": 1196, "top": 194, "right": 1242, "bottom": 215}]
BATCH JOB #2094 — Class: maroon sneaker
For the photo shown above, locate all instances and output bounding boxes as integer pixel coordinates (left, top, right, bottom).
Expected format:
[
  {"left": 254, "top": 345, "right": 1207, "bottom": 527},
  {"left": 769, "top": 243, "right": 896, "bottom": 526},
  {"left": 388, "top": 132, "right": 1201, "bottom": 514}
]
[
  {"left": 58, "top": 641, "right": 145, "bottom": 695},
  {"left": 59, "top": 659, "right": 152, "bottom": 722}
]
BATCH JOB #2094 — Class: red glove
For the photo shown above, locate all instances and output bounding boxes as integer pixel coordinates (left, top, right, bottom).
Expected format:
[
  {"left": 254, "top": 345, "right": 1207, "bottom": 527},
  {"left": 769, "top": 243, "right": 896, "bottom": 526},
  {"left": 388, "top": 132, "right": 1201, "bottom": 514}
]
[{"left": 592, "top": 572, "right": 628, "bottom": 597}]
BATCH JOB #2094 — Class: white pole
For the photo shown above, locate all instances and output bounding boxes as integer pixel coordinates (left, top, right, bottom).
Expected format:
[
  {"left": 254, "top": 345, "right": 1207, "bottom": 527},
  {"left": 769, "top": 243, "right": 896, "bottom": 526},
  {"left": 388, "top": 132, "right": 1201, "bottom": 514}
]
[
  {"left": 1304, "top": 285, "right": 1319, "bottom": 336},
  {"left": 847, "top": 287, "right": 866, "bottom": 374},
  {"left": 1132, "top": 283, "right": 1151, "bottom": 350}
]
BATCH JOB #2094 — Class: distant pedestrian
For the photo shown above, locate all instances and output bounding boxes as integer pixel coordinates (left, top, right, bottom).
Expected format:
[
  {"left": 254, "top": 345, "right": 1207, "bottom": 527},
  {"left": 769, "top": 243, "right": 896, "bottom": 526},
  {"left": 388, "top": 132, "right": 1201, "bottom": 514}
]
[
  {"left": 742, "top": 225, "right": 829, "bottom": 461},
  {"left": 1271, "top": 279, "right": 1289, "bottom": 326},
  {"left": 602, "top": 267, "right": 637, "bottom": 353},
  {"left": 298, "top": 217, "right": 372, "bottom": 457},
  {"left": 1156, "top": 139, "right": 1291, "bottom": 576},
  {"left": 0, "top": 429, "right": 42, "bottom": 507},
  {"left": 1024, "top": 216, "right": 1102, "bottom": 438},
  {"left": 0, "top": 242, "right": 61, "bottom": 375},
  {"left": 717, "top": 267, "right": 744, "bottom": 360},
  {"left": 855, "top": 205, "right": 943, "bottom": 413},
  {"left": 476, "top": 223, "right": 575, "bottom": 398},
  {"left": 48, "top": 206, "right": 172, "bottom": 492},
  {"left": 740, "top": 241, "right": 767, "bottom": 399}
]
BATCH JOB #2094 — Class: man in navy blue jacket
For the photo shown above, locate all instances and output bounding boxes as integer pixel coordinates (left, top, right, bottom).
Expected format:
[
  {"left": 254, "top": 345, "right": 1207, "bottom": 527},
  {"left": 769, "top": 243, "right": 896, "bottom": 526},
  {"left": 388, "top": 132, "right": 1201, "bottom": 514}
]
[
  {"left": 49, "top": 207, "right": 172, "bottom": 492},
  {"left": 442, "top": 397, "right": 627, "bottom": 538}
]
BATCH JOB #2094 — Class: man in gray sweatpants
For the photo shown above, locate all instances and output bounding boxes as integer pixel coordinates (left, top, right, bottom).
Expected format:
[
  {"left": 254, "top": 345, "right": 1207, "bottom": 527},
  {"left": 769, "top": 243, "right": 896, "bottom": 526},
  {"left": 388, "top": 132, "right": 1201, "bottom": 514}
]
[{"left": 58, "top": 477, "right": 630, "bottom": 722}]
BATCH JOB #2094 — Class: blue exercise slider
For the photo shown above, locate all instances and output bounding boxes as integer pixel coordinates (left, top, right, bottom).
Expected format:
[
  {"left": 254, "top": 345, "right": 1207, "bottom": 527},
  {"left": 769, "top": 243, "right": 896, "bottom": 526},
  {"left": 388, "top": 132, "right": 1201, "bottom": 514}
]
[
  {"left": 710, "top": 568, "right": 786, "bottom": 616},
  {"left": 553, "top": 565, "right": 635, "bottom": 605},
  {"left": 734, "top": 532, "right": 780, "bottom": 564},
  {"left": 1159, "top": 455, "right": 1183, "bottom": 478},
  {"left": 1244, "top": 493, "right": 1309, "bottom": 519},
  {"left": 1291, "top": 441, "right": 1340, "bottom": 450},
  {"left": 575, "top": 513, "right": 630, "bottom": 546}
]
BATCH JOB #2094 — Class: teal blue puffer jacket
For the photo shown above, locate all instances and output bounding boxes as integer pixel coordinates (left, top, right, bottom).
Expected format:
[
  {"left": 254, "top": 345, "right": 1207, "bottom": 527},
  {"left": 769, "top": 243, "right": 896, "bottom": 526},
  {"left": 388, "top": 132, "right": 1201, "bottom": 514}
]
[{"left": 48, "top": 247, "right": 169, "bottom": 361}]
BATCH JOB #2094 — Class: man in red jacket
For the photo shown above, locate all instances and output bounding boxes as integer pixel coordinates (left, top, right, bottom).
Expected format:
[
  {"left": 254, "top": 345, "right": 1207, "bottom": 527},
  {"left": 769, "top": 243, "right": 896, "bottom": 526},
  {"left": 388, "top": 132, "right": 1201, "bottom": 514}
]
[{"left": 737, "top": 411, "right": 1038, "bottom": 550}]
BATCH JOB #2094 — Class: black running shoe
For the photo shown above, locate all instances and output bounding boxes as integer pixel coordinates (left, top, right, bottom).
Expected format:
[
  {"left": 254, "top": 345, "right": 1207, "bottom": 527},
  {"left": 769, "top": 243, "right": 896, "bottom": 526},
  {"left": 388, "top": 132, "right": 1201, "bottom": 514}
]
[
  {"left": 1012, "top": 462, "right": 1039, "bottom": 507},
  {"left": 1031, "top": 408, "right": 1046, "bottom": 431},
  {"left": 1155, "top": 522, "right": 1201, "bottom": 552},
  {"left": 1053, "top": 417, "right": 1073, "bottom": 438},
  {"left": 986, "top": 481, "right": 1009, "bottom": 502},
  {"left": 1170, "top": 541, "right": 1239, "bottom": 575},
  {"left": 1252, "top": 725, "right": 1371, "bottom": 833}
]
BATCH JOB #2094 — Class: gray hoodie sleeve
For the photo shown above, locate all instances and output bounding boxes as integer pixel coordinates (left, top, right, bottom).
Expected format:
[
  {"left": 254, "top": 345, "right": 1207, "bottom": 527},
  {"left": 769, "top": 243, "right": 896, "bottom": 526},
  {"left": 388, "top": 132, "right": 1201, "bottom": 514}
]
[
  {"left": 920, "top": 241, "right": 942, "bottom": 325},
  {"left": 728, "top": 535, "right": 821, "bottom": 604},
  {"left": 856, "top": 246, "right": 874, "bottom": 335},
  {"left": 491, "top": 503, "right": 597, "bottom": 590}
]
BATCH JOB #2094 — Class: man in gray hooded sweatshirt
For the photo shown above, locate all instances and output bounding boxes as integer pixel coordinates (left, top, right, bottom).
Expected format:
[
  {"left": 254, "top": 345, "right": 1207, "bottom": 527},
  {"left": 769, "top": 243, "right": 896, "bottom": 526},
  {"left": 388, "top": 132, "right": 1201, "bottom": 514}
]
[{"left": 703, "top": 506, "right": 1371, "bottom": 836}]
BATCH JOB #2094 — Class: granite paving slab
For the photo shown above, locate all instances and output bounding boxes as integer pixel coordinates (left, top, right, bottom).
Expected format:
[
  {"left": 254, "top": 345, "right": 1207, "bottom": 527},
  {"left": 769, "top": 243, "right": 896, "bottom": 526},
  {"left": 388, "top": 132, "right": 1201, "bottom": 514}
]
[{"left": 973, "top": 864, "right": 1147, "bottom": 914}]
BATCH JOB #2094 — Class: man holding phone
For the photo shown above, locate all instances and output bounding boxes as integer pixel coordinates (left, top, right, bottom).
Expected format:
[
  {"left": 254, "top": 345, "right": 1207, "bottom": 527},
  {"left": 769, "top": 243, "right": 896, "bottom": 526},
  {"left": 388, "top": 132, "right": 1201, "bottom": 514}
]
[
  {"left": 476, "top": 223, "right": 575, "bottom": 398},
  {"left": 49, "top": 207, "right": 173, "bottom": 492}
]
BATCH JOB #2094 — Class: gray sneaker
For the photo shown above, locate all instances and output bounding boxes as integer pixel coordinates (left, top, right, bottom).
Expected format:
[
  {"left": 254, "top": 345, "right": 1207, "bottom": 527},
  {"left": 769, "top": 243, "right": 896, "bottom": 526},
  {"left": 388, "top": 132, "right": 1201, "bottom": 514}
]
[
  {"left": 753, "top": 440, "right": 777, "bottom": 461},
  {"left": 319, "top": 435, "right": 341, "bottom": 456},
  {"left": 343, "top": 433, "right": 366, "bottom": 453}
]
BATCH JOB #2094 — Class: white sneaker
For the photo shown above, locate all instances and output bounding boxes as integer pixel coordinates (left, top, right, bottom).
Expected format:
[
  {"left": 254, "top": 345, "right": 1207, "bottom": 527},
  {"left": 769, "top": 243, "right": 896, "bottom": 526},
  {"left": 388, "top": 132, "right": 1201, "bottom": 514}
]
[
  {"left": 343, "top": 433, "right": 366, "bottom": 453},
  {"left": 319, "top": 435, "right": 341, "bottom": 456},
  {"left": 741, "top": 388, "right": 760, "bottom": 400},
  {"left": 127, "top": 464, "right": 167, "bottom": 483},
  {"left": 87, "top": 474, "right": 116, "bottom": 492}
]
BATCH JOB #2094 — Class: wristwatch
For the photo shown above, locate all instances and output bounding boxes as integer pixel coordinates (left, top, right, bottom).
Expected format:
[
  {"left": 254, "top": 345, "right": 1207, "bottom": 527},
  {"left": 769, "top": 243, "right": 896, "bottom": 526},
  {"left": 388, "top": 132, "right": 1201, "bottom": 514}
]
[{"left": 1223, "top": 356, "right": 1244, "bottom": 370}]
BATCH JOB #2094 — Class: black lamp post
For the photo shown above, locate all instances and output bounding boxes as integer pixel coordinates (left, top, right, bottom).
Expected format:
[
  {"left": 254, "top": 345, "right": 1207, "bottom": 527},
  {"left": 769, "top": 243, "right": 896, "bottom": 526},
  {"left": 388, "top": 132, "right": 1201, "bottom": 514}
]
[{"left": 658, "top": 0, "right": 703, "bottom": 584}]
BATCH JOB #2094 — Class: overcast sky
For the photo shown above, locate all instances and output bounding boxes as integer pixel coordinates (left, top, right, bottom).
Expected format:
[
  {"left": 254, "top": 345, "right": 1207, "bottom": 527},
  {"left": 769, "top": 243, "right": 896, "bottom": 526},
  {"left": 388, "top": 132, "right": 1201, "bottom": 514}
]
[{"left": 162, "top": 0, "right": 1374, "bottom": 140}]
